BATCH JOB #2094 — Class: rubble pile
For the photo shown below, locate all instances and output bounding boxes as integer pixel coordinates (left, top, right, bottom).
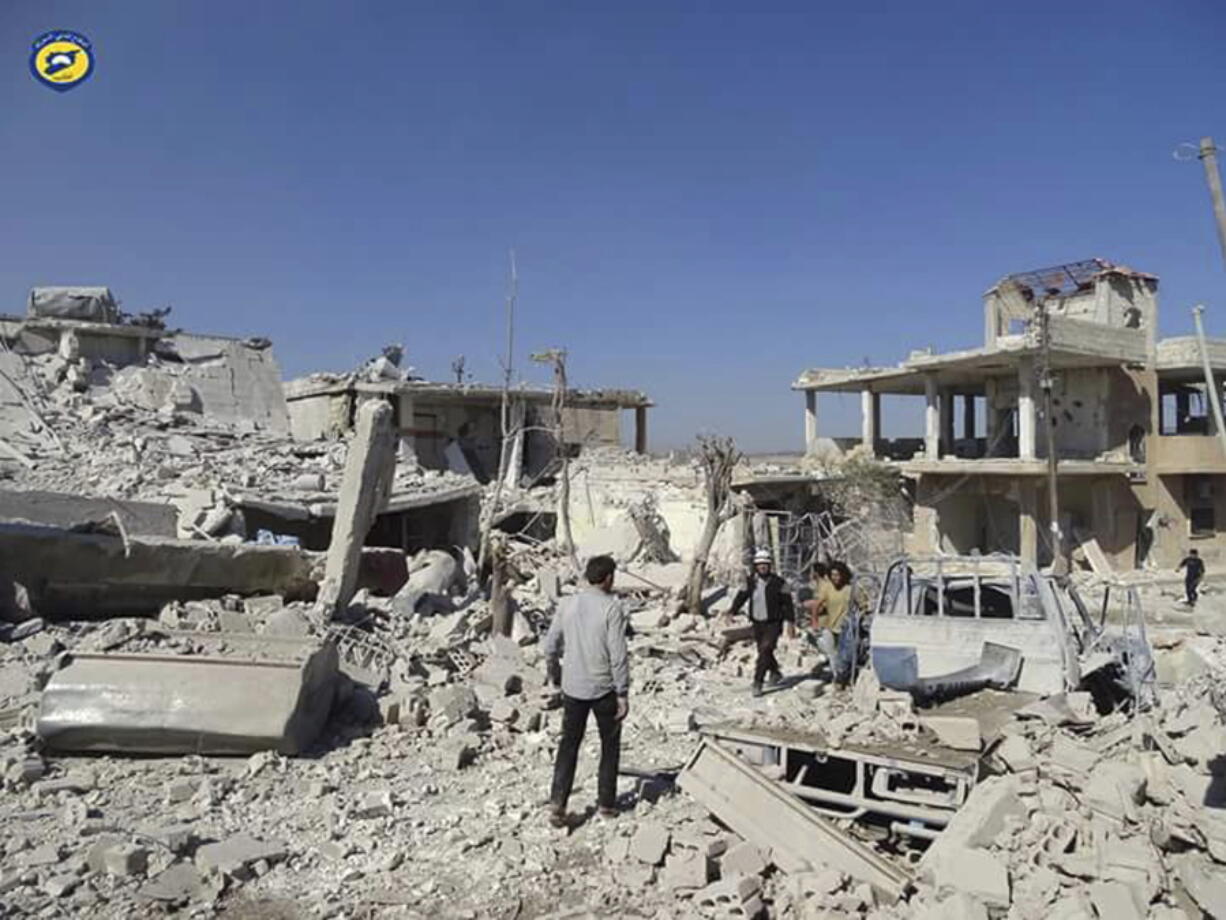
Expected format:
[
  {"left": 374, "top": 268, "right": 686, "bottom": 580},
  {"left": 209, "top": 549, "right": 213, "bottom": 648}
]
[
  {"left": 897, "top": 656, "right": 1226, "bottom": 920},
  {"left": 5, "top": 547, "right": 1222, "bottom": 919},
  {"left": 0, "top": 344, "right": 472, "bottom": 538},
  {"left": 2, "top": 311, "right": 1225, "bottom": 917}
]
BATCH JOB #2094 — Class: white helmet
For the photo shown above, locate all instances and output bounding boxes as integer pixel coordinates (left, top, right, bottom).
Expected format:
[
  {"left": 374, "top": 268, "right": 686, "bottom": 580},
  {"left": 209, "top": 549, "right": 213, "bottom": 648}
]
[{"left": 752, "top": 549, "right": 772, "bottom": 565}]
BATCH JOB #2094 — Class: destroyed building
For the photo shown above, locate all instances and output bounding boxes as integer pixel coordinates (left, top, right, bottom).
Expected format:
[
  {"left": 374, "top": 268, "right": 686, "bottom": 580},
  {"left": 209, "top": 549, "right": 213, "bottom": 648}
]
[
  {"left": 794, "top": 258, "right": 1226, "bottom": 571},
  {"left": 1, "top": 284, "right": 1224, "bottom": 920},
  {"left": 285, "top": 374, "right": 652, "bottom": 484},
  {"left": 0, "top": 289, "right": 485, "bottom": 615}
]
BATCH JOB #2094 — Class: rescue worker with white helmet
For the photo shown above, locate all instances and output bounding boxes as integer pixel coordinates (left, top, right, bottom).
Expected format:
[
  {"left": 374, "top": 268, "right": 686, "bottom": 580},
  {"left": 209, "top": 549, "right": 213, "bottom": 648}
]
[{"left": 726, "top": 548, "right": 796, "bottom": 696}]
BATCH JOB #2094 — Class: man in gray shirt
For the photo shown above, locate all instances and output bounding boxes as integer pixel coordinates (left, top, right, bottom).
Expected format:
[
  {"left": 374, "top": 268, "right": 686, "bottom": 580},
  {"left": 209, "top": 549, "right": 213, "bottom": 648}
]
[{"left": 544, "top": 555, "right": 629, "bottom": 827}]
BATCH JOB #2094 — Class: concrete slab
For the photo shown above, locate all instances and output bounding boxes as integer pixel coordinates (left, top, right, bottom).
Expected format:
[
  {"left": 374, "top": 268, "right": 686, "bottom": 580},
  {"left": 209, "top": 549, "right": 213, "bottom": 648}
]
[
  {"left": 37, "top": 641, "right": 338, "bottom": 755},
  {"left": 678, "top": 740, "right": 910, "bottom": 899},
  {"left": 920, "top": 715, "right": 981, "bottom": 752},
  {"left": 0, "top": 521, "right": 316, "bottom": 618},
  {"left": 0, "top": 489, "right": 176, "bottom": 536}
]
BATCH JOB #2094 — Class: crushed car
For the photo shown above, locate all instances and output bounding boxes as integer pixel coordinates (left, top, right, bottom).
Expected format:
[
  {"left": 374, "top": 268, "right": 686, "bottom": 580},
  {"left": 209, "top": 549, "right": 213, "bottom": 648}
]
[{"left": 867, "top": 555, "right": 1155, "bottom": 707}]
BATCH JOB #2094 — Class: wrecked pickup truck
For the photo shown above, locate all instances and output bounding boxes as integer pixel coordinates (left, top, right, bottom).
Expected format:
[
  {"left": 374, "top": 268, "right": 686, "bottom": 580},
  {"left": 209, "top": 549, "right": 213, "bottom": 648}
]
[{"left": 868, "top": 555, "right": 1154, "bottom": 706}]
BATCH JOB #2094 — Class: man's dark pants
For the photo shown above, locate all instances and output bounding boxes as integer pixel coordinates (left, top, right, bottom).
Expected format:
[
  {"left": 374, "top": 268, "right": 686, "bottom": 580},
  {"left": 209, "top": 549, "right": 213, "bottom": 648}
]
[
  {"left": 549, "top": 692, "right": 622, "bottom": 811},
  {"left": 1187, "top": 576, "right": 1200, "bottom": 605},
  {"left": 751, "top": 620, "right": 783, "bottom": 685}
]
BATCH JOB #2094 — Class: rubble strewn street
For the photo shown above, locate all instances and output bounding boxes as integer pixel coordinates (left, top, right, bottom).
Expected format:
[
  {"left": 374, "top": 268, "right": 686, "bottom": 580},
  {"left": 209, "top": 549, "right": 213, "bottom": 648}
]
[
  {"left": 1, "top": 578, "right": 1224, "bottom": 917},
  {"left": 2, "top": 289, "right": 1226, "bottom": 920}
]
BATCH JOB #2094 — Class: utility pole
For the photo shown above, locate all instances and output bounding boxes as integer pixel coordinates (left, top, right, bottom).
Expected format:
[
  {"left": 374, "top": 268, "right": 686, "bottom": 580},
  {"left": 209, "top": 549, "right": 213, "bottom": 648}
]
[
  {"left": 1192, "top": 305, "right": 1226, "bottom": 459},
  {"left": 1037, "top": 301, "right": 1065, "bottom": 576},
  {"left": 1199, "top": 138, "right": 1226, "bottom": 271}
]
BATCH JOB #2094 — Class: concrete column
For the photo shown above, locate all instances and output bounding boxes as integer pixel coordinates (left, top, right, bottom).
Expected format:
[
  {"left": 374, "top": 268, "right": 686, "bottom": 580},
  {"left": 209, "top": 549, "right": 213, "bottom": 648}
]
[
  {"left": 804, "top": 391, "right": 818, "bottom": 454},
  {"left": 940, "top": 390, "right": 955, "bottom": 456},
  {"left": 317, "top": 400, "right": 397, "bottom": 619},
  {"left": 924, "top": 375, "right": 940, "bottom": 460},
  {"left": 963, "top": 395, "right": 976, "bottom": 441},
  {"left": 1019, "top": 480, "right": 1039, "bottom": 566},
  {"left": 1018, "top": 357, "right": 1036, "bottom": 460},
  {"left": 502, "top": 399, "right": 526, "bottom": 491},
  {"left": 909, "top": 477, "right": 940, "bottom": 555},
  {"left": 984, "top": 379, "right": 998, "bottom": 456},
  {"left": 397, "top": 392, "right": 417, "bottom": 465},
  {"left": 634, "top": 406, "right": 648, "bottom": 454},
  {"left": 860, "top": 389, "right": 878, "bottom": 455}
]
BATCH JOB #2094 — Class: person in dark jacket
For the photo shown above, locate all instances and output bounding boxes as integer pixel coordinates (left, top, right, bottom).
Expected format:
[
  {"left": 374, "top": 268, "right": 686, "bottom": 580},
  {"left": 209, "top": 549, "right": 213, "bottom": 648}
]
[
  {"left": 726, "top": 549, "right": 795, "bottom": 696},
  {"left": 1178, "top": 548, "right": 1206, "bottom": 606}
]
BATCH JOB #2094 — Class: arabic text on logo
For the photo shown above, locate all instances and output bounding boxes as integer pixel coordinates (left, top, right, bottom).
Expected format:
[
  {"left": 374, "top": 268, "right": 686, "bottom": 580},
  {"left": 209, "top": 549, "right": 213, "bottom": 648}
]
[{"left": 30, "top": 31, "right": 95, "bottom": 93}]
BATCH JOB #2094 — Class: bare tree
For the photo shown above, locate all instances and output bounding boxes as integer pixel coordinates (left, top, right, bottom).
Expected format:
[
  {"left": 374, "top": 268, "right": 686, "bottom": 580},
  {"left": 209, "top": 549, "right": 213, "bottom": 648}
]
[
  {"left": 681, "top": 435, "right": 742, "bottom": 616},
  {"left": 531, "top": 347, "right": 580, "bottom": 576},
  {"left": 478, "top": 251, "right": 519, "bottom": 573}
]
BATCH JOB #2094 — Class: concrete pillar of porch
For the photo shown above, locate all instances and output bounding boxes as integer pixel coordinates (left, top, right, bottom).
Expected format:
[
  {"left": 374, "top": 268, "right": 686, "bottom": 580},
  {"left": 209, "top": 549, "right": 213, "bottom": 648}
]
[
  {"left": 1018, "top": 357, "right": 1036, "bottom": 460},
  {"left": 634, "top": 406, "right": 648, "bottom": 454},
  {"left": 860, "top": 389, "right": 879, "bottom": 456},
  {"left": 804, "top": 390, "right": 818, "bottom": 454},
  {"left": 924, "top": 375, "right": 940, "bottom": 460}
]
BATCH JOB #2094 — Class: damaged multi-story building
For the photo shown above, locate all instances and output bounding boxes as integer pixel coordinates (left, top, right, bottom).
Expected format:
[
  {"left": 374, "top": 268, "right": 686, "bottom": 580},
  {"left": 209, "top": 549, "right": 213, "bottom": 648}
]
[{"left": 794, "top": 258, "right": 1226, "bottom": 571}]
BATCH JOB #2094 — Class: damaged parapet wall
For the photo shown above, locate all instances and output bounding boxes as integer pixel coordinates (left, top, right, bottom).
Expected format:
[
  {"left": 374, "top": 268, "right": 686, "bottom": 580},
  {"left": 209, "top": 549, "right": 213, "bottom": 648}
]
[{"left": 0, "top": 291, "right": 290, "bottom": 434}]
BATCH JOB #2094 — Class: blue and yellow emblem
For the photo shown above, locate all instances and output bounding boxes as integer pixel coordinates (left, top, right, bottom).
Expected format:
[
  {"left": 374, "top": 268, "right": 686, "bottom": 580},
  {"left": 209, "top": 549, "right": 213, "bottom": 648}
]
[{"left": 30, "top": 30, "right": 95, "bottom": 92}]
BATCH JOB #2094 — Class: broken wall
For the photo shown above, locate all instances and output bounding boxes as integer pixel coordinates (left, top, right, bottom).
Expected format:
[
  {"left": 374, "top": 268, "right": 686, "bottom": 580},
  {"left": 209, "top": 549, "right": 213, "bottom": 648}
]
[
  {"left": 919, "top": 476, "right": 1020, "bottom": 557},
  {"left": 559, "top": 406, "right": 621, "bottom": 448},
  {"left": 566, "top": 456, "right": 743, "bottom": 574},
  {"left": 1147, "top": 472, "right": 1226, "bottom": 568},
  {"left": 158, "top": 334, "right": 290, "bottom": 432},
  {"left": 1036, "top": 367, "right": 1150, "bottom": 462}
]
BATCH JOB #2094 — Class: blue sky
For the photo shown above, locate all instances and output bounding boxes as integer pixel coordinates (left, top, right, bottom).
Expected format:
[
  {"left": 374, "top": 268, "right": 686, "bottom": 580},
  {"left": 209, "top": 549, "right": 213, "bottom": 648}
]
[{"left": 2, "top": 1, "right": 1225, "bottom": 451}]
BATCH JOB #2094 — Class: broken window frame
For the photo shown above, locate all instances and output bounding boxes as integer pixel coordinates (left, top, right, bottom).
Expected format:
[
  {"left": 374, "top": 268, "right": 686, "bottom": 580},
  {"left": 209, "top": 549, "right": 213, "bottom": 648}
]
[
  {"left": 1186, "top": 475, "right": 1216, "bottom": 538},
  {"left": 882, "top": 558, "right": 1044, "bottom": 621}
]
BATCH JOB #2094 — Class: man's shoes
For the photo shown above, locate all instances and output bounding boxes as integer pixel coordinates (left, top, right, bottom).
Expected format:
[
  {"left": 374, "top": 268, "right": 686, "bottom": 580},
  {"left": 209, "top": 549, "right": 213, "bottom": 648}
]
[
  {"left": 547, "top": 805, "right": 567, "bottom": 828},
  {"left": 598, "top": 806, "right": 618, "bottom": 819},
  {"left": 766, "top": 669, "right": 783, "bottom": 687},
  {"left": 751, "top": 683, "right": 763, "bottom": 698}
]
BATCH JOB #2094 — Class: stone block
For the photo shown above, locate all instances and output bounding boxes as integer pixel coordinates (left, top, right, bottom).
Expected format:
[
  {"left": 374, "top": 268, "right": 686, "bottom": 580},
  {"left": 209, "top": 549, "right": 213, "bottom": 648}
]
[
  {"left": 428, "top": 686, "right": 478, "bottom": 726},
  {"left": 1082, "top": 762, "right": 1145, "bottom": 822},
  {"left": 354, "top": 790, "right": 394, "bottom": 819},
  {"left": 932, "top": 846, "right": 1009, "bottom": 908},
  {"left": 920, "top": 715, "right": 981, "bottom": 752},
  {"left": 103, "top": 843, "right": 149, "bottom": 877},
  {"left": 86, "top": 835, "right": 126, "bottom": 873},
  {"left": 139, "top": 824, "right": 196, "bottom": 855},
  {"left": 921, "top": 776, "right": 1025, "bottom": 876},
  {"left": 995, "top": 734, "right": 1036, "bottom": 773},
  {"left": 165, "top": 779, "right": 198, "bottom": 804},
  {"left": 721, "top": 840, "right": 769, "bottom": 878},
  {"left": 195, "top": 834, "right": 286, "bottom": 877},
  {"left": 666, "top": 709, "right": 697, "bottom": 734},
  {"left": 262, "top": 608, "right": 314, "bottom": 638},
  {"left": 22, "top": 632, "right": 62, "bottom": 658},
  {"left": 696, "top": 874, "right": 760, "bottom": 909},
  {"left": 1047, "top": 734, "right": 1100, "bottom": 778},
  {"left": 661, "top": 848, "right": 708, "bottom": 890},
  {"left": 630, "top": 822, "right": 670, "bottom": 866},
  {"left": 1089, "top": 881, "right": 1144, "bottom": 920},
  {"left": 42, "top": 874, "right": 77, "bottom": 898},
  {"left": 489, "top": 699, "right": 519, "bottom": 724}
]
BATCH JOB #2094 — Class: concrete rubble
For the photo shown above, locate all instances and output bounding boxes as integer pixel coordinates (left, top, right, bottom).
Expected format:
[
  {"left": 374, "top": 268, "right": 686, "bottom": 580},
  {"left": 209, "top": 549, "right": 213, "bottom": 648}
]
[{"left": 0, "top": 297, "right": 1225, "bottom": 918}]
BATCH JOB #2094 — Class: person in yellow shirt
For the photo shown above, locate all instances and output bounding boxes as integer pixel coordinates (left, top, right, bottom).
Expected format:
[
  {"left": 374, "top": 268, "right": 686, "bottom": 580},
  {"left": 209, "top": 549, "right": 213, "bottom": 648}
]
[{"left": 804, "top": 562, "right": 860, "bottom": 687}]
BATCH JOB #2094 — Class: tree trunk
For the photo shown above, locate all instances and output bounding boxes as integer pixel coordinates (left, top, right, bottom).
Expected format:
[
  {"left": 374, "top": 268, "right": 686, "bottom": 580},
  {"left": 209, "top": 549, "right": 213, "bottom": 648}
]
[
  {"left": 684, "top": 509, "right": 722, "bottom": 616},
  {"left": 490, "top": 536, "right": 511, "bottom": 637}
]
